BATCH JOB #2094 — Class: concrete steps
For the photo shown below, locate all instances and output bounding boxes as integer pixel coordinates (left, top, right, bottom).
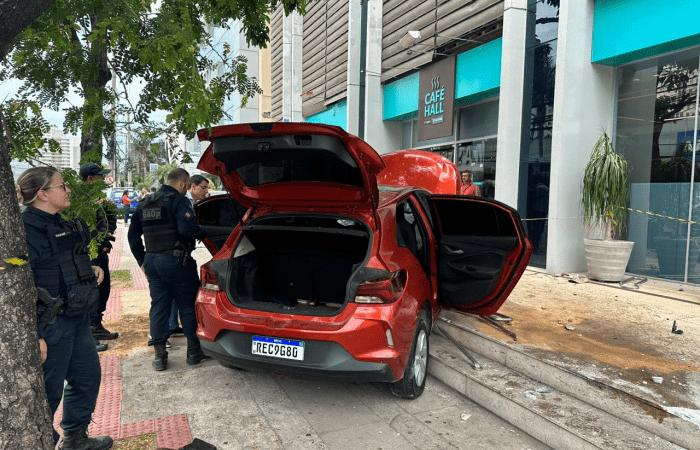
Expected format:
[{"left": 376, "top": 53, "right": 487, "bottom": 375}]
[{"left": 427, "top": 312, "right": 698, "bottom": 450}]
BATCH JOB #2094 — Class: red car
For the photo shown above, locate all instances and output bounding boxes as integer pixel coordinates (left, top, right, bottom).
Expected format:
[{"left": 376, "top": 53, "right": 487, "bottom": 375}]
[{"left": 194, "top": 123, "right": 532, "bottom": 399}]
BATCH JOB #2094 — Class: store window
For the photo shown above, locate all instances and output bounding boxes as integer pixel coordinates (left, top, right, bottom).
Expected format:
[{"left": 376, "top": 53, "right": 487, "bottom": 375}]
[
  {"left": 401, "top": 98, "right": 499, "bottom": 198},
  {"left": 519, "top": 0, "right": 559, "bottom": 266},
  {"left": 616, "top": 47, "right": 700, "bottom": 284}
]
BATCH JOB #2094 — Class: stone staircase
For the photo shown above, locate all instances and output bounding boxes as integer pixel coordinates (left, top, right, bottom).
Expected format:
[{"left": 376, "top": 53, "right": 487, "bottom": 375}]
[{"left": 427, "top": 310, "right": 699, "bottom": 450}]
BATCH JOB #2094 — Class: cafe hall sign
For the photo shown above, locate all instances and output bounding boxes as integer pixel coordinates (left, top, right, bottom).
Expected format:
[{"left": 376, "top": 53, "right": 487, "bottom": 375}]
[{"left": 417, "top": 56, "right": 455, "bottom": 142}]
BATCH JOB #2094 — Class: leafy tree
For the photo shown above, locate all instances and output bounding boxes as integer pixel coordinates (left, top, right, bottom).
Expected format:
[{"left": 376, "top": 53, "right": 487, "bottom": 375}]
[{"left": 5, "top": 0, "right": 310, "bottom": 161}]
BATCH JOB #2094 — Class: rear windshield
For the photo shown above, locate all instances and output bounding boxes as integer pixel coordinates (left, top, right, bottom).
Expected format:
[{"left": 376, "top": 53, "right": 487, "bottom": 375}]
[{"left": 213, "top": 134, "right": 364, "bottom": 188}]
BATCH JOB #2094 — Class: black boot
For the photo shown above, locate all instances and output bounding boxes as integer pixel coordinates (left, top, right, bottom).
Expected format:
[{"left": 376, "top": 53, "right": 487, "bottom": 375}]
[
  {"left": 61, "top": 424, "right": 113, "bottom": 450},
  {"left": 92, "top": 322, "right": 119, "bottom": 340},
  {"left": 94, "top": 338, "right": 108, "bottom": 352},
  {"left": 186, "top": 338, "right": 212, "bottom": 365},
  {"left": 152, "top": 344, "right": 168, "bottom": 371}
]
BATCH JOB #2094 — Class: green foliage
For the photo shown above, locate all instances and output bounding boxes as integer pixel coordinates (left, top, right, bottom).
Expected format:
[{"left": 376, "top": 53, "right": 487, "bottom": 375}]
[
  {"left": 4, "top": 0, "right": 311, "bottom": 163},
  {"left": 0, "top": 100, "right": 60, "bottom": 162},
  {"left": 145, "top": 162, "right": 178, "bottom": 187},
  {"left": 582, "top": 133, "right": 630, "bottom": 240},
  {"left": 59, "top": 167, "right": 116, "bottom": 259}
]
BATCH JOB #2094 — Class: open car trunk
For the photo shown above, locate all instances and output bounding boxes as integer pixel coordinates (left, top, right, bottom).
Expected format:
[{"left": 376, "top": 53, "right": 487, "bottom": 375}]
[{"left": 226, "top": 216, "right": 371, "bottom": 316}]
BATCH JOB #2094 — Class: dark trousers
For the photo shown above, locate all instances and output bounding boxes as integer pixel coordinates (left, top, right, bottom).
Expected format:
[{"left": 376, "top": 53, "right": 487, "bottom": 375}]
[
  {"left": 41, "top": 314, "right": 101, "bottom": 444},
  {"left": 92, "top": 250, "right": 111, "bottom": 325},
  {"left": 143, "top": 252, "right": 200, "bottom": 345},
  {"left": 123, "top": 206, "right": 131, "bottom": 223}
]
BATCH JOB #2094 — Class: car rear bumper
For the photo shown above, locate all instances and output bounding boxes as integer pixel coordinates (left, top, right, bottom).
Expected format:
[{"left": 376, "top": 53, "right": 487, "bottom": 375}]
[{"left": 201, "top": 329, "right": 397, "bottom": 383}]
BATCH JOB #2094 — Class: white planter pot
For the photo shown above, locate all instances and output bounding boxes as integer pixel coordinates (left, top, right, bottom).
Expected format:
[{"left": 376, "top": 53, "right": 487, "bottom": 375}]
[{"left": 583, "top": 239, "right": 634, "bottom": 282}]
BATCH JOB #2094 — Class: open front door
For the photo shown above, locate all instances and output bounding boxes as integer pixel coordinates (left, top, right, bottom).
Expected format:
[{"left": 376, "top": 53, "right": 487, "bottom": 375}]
[
  {"left": 429, "top": 196, "right": 533, "bottom": 316},
  {"left": 195, "top": 194, "right": 247, "bottom": 255}
]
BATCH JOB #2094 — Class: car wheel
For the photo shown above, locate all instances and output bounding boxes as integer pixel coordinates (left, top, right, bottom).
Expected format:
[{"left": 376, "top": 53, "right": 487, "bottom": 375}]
[{"left": 390, "top": 311, "right": 429, "bottom": 399}]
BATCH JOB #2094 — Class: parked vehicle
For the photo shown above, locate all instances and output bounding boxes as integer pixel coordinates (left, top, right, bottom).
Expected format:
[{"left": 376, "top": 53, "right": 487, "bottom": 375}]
[
  {"left": 194, "top": 123, "right": 532, "bottom": 399},
  {"left": 107, "top": 188, "right": 139, "bottom": 209}
]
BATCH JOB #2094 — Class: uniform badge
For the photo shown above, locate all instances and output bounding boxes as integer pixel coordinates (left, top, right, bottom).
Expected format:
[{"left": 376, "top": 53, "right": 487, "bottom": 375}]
[{"left": 185, "top": 211, "right": 193, "bottom": 218}]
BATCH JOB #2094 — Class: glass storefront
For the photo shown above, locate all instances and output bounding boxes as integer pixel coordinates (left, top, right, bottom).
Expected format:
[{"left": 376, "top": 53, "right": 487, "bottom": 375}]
[
  {"left": 616, "top": 47, "right": 700, "bottom": 284},
  {"left": 401, "top": 98, "right": 499, "bottom": 198},
  {"left": 518, "top": 0, "right": 559, "bottom": 266}
]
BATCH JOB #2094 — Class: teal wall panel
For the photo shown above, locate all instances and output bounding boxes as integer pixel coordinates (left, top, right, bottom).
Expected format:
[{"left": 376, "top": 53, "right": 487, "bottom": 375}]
[
  {"left": 455, "top": 38, "right": 502, "bottom": 103},
  {"left": 383, "top": 39, "right": 502, "bottom": 121},
  {"left": 383, "top": 73, "right": 420, "bottom": 121},
  {"left": 306, "top": 101, "right": 347, "bottom": 130},
  {"left": 593, "top": 0, "right": 700, "bottom": 66}
]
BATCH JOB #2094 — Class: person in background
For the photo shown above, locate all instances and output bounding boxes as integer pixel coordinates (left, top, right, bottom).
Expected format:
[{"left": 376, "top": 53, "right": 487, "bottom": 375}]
[
  {"left": 185, "top": 174, "right": 210, "bottom": 206},
  {"left": 127, "top": 168, "right": 211, "bottom": 371},
  {"left": 79, "top": 162, "right": 119, "bottom": 352},
  {"left": 460, "top": 170, "right": 481, "bottom": 196},
  {"left": 122, "top": 190, "right": 131, "bottom": 224},
  {"left": 17, "top": 166, "right": 113, "bottom": 450},
  {"left": 140, "top": 187, "right": 149, "bottom": 200}
]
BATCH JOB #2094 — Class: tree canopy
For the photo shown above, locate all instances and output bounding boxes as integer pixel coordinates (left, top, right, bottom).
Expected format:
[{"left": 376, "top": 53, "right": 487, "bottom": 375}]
[{"left": 3, "top": 0, "right": 309, "bottom": 161}]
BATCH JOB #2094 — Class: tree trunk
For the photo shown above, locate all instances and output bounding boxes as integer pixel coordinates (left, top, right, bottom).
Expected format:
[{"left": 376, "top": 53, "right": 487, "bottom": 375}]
[
  {"left": 0, "top": 0, "right": 55, "bottom": 59},
  {"left": 79, "top": 12, "right": 112, "bottom": 159},
  {"left": 0, "top": 131, "right": 54, "bottom": 449}
]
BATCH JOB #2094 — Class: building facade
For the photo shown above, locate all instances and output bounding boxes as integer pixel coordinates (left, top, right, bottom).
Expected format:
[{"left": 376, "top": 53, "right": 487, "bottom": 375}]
[
  {"left": 11, "top": 126, "right": 81, "bottom": 180},
  {"left": 269, "top": 0, "right": 700, "bottom": 285}
]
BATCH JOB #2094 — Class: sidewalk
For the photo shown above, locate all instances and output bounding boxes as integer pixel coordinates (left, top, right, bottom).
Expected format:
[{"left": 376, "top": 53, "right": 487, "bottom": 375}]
[
  {"left": 449, "top": 266, "right": 700, "bottom": 427},
  {"left": 68, "top": 224, "right": 699, "bottom": 448}
]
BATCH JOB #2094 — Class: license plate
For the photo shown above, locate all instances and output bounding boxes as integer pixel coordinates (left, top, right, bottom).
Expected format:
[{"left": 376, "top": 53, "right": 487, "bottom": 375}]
[{"left": 251, "top": 336, "right": 305, "bottom": 361}]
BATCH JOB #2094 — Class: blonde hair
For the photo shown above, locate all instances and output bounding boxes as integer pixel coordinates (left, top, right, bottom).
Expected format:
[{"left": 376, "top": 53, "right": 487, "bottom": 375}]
[{"left": 16, "top": 166, "right": 59, "bottom": 206}]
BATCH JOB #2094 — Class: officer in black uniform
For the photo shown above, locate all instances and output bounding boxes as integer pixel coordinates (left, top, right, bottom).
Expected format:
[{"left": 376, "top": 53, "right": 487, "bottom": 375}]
[
  {"left": 18, "top": 166, "right": 113, "bottom": 450},
  {"left": 127, "top": 168, "right": 211, "bottom": 371},
  {"left": 79, "top": 162, "right": 119, "bottom": 350}
]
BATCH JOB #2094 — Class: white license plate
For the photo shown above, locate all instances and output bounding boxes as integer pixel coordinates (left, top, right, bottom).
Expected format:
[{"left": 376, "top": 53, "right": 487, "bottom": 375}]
[{"left": 251, "top": 336, "right": 305, "bottom": 361}]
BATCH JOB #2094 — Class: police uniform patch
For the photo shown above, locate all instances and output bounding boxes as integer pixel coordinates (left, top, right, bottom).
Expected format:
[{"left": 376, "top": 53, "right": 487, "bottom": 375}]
[{"left": 185, "top": 211, "right": 193, "bottom": 218}]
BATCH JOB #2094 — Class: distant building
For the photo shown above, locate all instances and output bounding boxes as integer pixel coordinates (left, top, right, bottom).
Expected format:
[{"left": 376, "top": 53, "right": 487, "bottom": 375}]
[{"left": 11, "top": 126, "right": 80, "bottom": 179}]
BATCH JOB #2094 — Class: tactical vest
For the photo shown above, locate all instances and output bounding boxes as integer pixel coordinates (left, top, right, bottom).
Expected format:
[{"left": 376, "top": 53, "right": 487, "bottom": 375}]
[
  {"left": 141, "top": 192, "right": 192, "bottom": 254},
  {"left": 23, "top": 213, "right": 99, "bottom": 317}
]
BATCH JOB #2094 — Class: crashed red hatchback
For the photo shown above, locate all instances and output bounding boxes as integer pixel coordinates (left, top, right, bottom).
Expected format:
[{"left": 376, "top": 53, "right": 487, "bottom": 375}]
[{"left": 194, "top": 123, "right": 532, "bottom": 399}]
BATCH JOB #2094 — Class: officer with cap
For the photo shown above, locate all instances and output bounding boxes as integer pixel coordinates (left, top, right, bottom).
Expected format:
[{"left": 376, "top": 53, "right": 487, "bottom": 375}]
[
  {"left": 127, "top": 168, "right": 211, "bottom": 371},
  {"left": 79, "top": 162, "right": 118, "bottom": 351}
]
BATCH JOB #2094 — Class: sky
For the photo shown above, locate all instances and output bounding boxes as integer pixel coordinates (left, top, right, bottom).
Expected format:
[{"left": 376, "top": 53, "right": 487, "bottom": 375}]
[{"left": 0, "top": 74, "right": 168, "bottom": 137}]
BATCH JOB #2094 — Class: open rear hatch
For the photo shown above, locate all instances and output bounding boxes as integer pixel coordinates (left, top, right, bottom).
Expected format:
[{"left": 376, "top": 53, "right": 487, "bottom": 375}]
[{"left": 197, "top": 123, "right": 385, "bottom": 214}]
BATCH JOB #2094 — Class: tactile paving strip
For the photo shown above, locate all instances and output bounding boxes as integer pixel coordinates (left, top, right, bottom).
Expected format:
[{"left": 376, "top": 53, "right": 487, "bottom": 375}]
[
  {"left": 130, "top": 267, "right": 149, "bottom": 290},
  {"left": 120, "top": 419, "right": 155, "bottom": 440},
  {"left": 155, "top": 414, "right": 192, "bottom": 449},
  {"left": 108, "top": 228, "right": 122, "bottom": 271},
  {"left": 103, "top": 290, "right": 121, "bottom": 321}
]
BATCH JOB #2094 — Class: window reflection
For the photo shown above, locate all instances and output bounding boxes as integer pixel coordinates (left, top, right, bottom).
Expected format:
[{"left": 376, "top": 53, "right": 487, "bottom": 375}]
[{"left": 617, "top": 49, "right": 700, "bottom": 283}]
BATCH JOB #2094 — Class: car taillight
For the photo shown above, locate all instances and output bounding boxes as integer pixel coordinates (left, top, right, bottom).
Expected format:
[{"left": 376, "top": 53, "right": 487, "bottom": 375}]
[
  {"left": 200, "top": 263, "right": 220, "bottom": 292},
  {"left": 354, "top": 270, "right": 407, "bottom": 304}
]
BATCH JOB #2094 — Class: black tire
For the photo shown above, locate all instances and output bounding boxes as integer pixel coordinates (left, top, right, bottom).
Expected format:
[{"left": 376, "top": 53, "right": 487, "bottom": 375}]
[{"left": 390, "top": 311, "right": 429, "bottom": 399}]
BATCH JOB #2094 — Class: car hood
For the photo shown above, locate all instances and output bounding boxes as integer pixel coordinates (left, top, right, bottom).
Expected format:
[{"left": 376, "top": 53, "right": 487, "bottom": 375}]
[{"left": 197, "top": 123, "right": 385, "bottom": 212}]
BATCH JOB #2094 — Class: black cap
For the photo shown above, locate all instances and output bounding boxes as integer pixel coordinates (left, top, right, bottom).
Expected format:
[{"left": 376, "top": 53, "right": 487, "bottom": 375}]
[{"left": 79, "top": 162, "right": 110, "bottom": 179}]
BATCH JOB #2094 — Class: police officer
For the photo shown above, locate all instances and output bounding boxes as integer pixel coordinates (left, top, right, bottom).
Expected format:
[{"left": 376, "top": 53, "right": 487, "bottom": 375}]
[
  {"left": 127, "top": 168, "right": 211, "bottom": 371},
  {"left": 79, "top": 162, "right": 119, "bottom": 350},
  {"left": 18, "top": 166, "right": 113, "bottom": 450}
]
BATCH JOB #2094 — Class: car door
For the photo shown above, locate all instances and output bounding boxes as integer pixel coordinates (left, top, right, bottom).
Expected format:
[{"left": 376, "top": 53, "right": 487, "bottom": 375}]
[
  {"left": 195, "top": 194, "right": 247, "bottom": 255},
  {"left": 428, "top": 195, "right": 533, "bottom": 316}
]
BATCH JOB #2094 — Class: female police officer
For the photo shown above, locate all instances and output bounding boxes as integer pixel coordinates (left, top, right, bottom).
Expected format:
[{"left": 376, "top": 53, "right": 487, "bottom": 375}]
[{"left": 17, "top": 166, "right": 113, "bottom": 450}]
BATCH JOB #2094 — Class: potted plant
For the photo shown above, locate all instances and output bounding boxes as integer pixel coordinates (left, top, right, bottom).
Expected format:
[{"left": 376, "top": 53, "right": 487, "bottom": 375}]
[{"left": 582, "top": 133, "right": 634, "bottom": 281}]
